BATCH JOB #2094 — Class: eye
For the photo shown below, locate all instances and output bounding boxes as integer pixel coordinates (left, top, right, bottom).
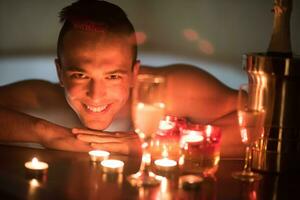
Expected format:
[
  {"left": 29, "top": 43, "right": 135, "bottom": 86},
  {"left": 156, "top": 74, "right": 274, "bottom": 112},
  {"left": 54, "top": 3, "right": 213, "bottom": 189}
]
[
  {"left": 70, "top": 73, "right": 88, "bottom": 80},
  {"left": 106, "top": 74, "right": 122, "bottom": 80}
]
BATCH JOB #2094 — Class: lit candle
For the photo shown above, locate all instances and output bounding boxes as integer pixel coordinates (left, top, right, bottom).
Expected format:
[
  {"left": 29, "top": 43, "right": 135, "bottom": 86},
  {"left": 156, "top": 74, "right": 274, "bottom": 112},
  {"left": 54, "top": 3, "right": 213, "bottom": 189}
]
[
  {"left": 205, "top": 125, "right": 213, "bottom": 138},
  {"left": 101, "top": 159, "right": 124, "bottom": 173},
  {"left": 181, "top": 131, "right": 204, "bottom": 143},
  {"left": 154, "top": 158, "right": 177, "bottom": 171},
  {"left": 89, "top": 150, "right": 110, "bottom": 162},
  {"left": 179, "top": 124, "right": 222, "bottom": 175},
  {"left": 25, "top": 157, "right": 48, "bottom": 175},
  {"left": 159, "top": 120, "right": 175, "bottom": 131}
]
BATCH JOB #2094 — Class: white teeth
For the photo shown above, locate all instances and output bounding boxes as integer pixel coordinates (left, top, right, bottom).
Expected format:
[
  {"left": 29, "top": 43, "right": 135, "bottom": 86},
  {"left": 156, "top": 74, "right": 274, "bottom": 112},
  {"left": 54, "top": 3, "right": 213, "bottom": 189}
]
[{"left": 86, "top": 105, "right": 107, "bottom": 113}]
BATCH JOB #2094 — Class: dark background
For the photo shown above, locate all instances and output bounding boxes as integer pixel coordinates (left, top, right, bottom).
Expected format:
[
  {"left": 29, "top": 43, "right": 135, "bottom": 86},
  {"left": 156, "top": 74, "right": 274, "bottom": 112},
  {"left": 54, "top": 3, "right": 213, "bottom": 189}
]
[{"left": 0, "top": 0, "right": 299, "bottom": 89}]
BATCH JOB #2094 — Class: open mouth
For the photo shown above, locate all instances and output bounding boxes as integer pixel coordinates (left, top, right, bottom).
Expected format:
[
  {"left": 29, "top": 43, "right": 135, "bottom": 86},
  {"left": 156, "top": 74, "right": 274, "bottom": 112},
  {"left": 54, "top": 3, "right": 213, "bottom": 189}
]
[{"left": 84, "top": 104, "right": 110, "bottom": 113}]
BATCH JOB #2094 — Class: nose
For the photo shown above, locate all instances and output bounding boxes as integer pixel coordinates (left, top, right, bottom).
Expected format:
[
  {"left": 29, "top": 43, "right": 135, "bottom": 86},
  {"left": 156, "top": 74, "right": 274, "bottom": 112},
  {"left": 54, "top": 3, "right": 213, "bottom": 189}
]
[{"left": 87, "top": 79, "right": 107, "bottom": 101}]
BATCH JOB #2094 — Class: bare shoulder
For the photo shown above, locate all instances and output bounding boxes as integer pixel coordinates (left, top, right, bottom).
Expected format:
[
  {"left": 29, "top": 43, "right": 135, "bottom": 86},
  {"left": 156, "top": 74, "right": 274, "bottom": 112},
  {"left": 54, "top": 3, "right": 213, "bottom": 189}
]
[
  {"left": 142, "top": 63, "right": 226, "bottom": 82},
  {"left": 140, "top": 63, "right": 236, "bottom": 95},
  {"left": 0, "top": 80, "right": 63, "bottom": 110},
  {"left": 140, "top": 64, "right": 237, "bottom": 122}
]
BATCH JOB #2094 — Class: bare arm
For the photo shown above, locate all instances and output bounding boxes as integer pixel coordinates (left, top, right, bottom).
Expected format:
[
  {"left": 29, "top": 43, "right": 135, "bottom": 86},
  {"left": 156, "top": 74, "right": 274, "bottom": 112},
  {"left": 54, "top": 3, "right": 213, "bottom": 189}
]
[{"left": 0, "top": 80, "right": 91, "bottom": 152}]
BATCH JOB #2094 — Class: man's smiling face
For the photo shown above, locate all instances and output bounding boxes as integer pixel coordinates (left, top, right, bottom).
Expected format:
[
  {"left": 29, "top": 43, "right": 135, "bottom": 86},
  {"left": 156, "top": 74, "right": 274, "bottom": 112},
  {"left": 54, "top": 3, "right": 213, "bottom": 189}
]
[{"left": 56, "top": 30, "right": 139, "bottom": 130}]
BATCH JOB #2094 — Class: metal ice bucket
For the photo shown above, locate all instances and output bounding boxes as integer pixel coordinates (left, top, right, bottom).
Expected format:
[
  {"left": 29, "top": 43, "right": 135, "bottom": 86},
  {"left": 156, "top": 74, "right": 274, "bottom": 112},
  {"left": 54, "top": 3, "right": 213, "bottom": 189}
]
[{"left": 243, "top": 53, "right": 300, "bottom": 173}]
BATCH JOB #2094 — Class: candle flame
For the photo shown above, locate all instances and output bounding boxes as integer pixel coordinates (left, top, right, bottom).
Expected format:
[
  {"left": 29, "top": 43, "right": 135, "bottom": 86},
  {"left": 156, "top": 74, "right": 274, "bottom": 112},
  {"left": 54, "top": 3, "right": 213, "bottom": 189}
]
[
  {"left": 206, "top": 125, "right": 212, "bottom": 138},
  {"left": 159, "top": 120, "right": 175, "bottom": 131},
  {"left": 32, "top": 157, "right": 39, "bottom": 166}
]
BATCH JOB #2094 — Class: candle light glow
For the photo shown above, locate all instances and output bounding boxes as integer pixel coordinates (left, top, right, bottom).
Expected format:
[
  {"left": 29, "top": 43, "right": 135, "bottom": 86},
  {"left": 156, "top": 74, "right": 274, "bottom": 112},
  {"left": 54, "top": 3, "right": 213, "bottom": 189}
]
[
  {"left": 89, "top": 150, "right": 110, "bottom": 162},
  {"left": 159, "top": 120, "right": 175, "bottom": 131},
  {"left": 180, "top": 124, "right": 222, "bottom": 175},
  {"left": 181, "top": 131, "right": 204, "bottom": 143},
  {"left": 25, "top": 157, "right": 48, "bottom": 170},
  {"left": 101, "top": 159, "right": 124, "bottom": 173},
  {"left": 154, "top": 158, "right": 177, "bottom": 168}
]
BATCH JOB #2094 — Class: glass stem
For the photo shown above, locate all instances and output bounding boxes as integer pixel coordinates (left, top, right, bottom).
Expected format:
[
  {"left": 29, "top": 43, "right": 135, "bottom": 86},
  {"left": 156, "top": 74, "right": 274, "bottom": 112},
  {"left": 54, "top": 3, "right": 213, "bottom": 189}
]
[
  {"left": 139, "top": 142, "right": 151, "bottom": 174},
  {"left": 243, "top": 146, "right": 252, "bottom": 173}
]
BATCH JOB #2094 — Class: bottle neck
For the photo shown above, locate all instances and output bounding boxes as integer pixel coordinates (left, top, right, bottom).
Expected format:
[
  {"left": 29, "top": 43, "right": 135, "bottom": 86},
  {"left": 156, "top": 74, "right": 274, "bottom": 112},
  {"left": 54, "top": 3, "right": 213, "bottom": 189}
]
[{"left": 267, "top": 0, "right": 293, "bottom": 56}]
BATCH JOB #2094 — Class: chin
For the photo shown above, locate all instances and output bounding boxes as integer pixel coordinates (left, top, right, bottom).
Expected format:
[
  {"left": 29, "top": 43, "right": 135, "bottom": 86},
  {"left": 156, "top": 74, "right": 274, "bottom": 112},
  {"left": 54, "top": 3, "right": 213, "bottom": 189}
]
[{"left": 83, "top": 120, "right": 112, "bottom": 131}]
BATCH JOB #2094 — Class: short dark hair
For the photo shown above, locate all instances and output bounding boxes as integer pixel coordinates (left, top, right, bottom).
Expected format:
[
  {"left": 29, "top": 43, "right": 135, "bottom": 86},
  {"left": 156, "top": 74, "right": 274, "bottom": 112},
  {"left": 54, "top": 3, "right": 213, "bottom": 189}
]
[{"left": 57, "top": 0, "right": 137, "bottom": 63}]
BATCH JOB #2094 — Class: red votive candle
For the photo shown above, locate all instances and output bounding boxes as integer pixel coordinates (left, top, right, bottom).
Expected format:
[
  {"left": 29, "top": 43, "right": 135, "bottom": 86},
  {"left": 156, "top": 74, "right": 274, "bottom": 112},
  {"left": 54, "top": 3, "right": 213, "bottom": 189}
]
[{"left": 180, "top": 124, "right": 221, "bottom": 175}]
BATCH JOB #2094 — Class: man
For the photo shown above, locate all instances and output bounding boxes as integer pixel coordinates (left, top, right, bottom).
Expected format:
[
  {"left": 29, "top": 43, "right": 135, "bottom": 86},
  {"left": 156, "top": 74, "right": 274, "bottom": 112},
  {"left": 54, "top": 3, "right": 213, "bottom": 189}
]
[{"left": 0, "top": 0, "right": 243, "bottom": 157}]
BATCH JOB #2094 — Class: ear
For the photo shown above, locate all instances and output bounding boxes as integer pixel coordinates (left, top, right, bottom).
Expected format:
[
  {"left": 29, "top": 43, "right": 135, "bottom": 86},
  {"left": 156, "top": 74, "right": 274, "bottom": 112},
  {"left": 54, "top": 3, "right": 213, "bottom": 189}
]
[
  {"left": 131, "top": 60, "right": 140, "bottom": 87},
  {"left": 55, "top": 58, "right": 64, "bottom": 87}
]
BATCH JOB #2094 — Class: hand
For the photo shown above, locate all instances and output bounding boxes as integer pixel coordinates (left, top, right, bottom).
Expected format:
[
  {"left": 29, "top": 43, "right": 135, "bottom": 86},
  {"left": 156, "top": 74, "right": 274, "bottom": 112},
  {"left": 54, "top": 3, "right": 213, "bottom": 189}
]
[
  {"left": 36, "top": 120, "right": 92, "bottom": 152},
  {"left": 72, "top": 128, "right": 141, "bottom": 156}
]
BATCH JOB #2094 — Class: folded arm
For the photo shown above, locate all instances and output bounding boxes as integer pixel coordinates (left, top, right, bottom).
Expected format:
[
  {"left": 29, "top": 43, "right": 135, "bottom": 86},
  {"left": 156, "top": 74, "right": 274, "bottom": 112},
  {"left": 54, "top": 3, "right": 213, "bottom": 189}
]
[{"left": 0, "top": 80, "right": 91, "bottom": 152}]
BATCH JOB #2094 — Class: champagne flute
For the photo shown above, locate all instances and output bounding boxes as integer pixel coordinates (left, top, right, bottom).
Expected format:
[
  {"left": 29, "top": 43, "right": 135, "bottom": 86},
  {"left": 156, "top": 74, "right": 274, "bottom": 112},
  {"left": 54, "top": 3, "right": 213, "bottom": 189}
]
[
  {"left": 127, "top": 74, "right": 166, "bottom": 187},
  {"left": 232, "top": 83, "right": 266, "bottom": 181}
]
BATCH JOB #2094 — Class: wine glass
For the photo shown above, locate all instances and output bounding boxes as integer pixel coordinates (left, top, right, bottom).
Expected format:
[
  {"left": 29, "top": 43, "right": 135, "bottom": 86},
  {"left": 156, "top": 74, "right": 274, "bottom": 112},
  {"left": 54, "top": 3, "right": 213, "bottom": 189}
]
[
  {"left": 232, "top": 83, "right": 266, "bottom": 181},
  {"left": 127, "top": 74, "right": 166, "bottom": 187}
]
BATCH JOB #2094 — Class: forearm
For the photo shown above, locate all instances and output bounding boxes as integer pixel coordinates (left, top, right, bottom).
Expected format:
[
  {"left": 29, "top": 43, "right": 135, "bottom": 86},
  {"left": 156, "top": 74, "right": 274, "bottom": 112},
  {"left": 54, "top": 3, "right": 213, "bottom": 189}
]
[
  {"left": 0, "top": 106, "right": 43, "bottom": 143},
  {"left": 0, "top": 106, "right": 91, "bottom": 152}
]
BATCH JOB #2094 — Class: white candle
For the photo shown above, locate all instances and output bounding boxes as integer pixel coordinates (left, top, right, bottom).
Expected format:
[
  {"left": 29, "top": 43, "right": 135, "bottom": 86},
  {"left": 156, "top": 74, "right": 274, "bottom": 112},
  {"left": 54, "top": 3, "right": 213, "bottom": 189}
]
[
  {"left": 159, "top": 120, "right": 175, "bottom": 131},
  {"left": 154, "top": 158, "right": 177, "bottom": 171},
  {"left": 89, "top": 150, "right": 110, "bottom": 162},
  {"left": 25, "top": 157, "right": 48, "bottom": 174},
  {"left": 101, "top": 159, "right": 124, "bottom": 173},
  {"left": 182, "top": 131, "right": 204, "bottom": 143}
]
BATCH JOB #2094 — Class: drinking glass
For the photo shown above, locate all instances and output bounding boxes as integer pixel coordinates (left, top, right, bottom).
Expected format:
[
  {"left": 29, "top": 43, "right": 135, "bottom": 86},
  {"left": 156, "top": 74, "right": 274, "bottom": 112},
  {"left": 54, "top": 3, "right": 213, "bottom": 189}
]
[
  {"left": 232, "top": 83, "right": 266, "bottom": 181},
  {"left": 127, "top": 74, "right": 166, "bottom": 187}
]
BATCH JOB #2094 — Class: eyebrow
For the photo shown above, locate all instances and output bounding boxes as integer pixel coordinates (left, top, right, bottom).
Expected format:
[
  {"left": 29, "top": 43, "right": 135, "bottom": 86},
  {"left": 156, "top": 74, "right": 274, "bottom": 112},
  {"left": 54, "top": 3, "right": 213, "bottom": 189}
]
[
  {"left": 64, "top": 66, "right": 129, "bottom": 75},
  {"left": 64, "top": 66, "right": 85, "bottom": 72},
  {"left": 104, "top": 69, "right": 129, "bottom": 75}
]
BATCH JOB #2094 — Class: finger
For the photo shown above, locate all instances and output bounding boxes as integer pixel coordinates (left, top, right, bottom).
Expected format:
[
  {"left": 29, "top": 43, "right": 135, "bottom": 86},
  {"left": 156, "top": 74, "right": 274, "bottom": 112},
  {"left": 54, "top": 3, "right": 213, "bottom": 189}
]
[
  {"left": 91, "top": 143, "right": 129, "bottom": 155},
  {"left": 76, "top": 134, "right": 122, "bottom": 143},
  {"left": 72, "top": 128, "right": 106, "bottom": 136},
  {"left": 73, "top": 128, "right": 136, "bottom": 139}
]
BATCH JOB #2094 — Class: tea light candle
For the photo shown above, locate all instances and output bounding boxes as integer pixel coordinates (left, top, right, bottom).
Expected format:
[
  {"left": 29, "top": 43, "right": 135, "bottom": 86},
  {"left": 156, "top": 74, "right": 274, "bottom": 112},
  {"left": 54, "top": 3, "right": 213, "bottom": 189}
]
[
  {"left": 182, "top": 131, "right": 204, "bottom": 143},
  {"left": 101, "top": 159, "right": 124, "bottom": 173},
  {"left": 154, "top": 158, "right": 177, "bottom": 171},
  {"left": 25, "top": 157, "right": 48, "bottom": 174},
  {"left": 159, "top": 120, "right": 175, "bottom": 131},
  {"left": 89, "top": 150, "right": 110, "bottom": 162}
]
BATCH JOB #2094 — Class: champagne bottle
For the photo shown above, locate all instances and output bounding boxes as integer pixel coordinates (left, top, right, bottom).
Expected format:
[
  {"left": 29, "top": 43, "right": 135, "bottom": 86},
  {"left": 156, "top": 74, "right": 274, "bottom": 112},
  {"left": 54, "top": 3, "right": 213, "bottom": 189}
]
[{"left": 267, "top": 0, "right": 293, "bottom": 57}]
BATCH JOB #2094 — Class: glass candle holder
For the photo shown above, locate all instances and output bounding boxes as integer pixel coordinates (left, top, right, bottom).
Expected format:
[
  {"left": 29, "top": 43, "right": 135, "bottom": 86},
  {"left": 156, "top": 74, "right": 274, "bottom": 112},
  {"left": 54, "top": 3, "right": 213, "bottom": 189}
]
[
  {"left": 179, "top": 124, "right": 222, "bottom": 176},
  {"left": 150, "top": 116, "right": 188, "bottom": 178},
  {"left": 151, "top": 116, "right": 187, "bottom": 170}
]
